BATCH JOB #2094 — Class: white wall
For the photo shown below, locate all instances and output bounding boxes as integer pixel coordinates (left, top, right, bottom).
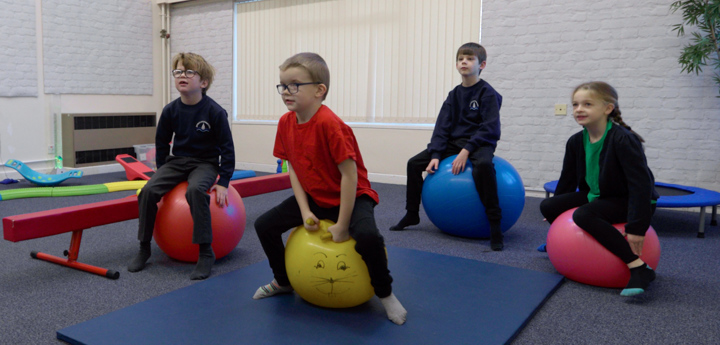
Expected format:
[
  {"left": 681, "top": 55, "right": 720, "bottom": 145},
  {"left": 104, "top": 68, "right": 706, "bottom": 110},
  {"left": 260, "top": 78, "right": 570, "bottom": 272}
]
[
  {"left": 0, "top": 0, "right": 164, "bottom": 179},
  {"left": 482, "top": 0, "right": 720, "bottom": 191},
  {"left": 231, "top": 122, "right": 434, "bottom": 184},
  {"left": 169, "top": 0, "right": 234, "bottom": 113},
  {"left": 0, "top": 0, "right": 37, "bottom": 97},
  {"left": 42, "top": 1, "right": 153, "bottom": 95},
  {"left": 167, "top": 0, "right": 439, "bottom": 182},
  {"left": 172, "top": 0, "right": 720, "bottom": 191},
  {"left": 3, "top": 0, "right": 719, "bottom": 194}
]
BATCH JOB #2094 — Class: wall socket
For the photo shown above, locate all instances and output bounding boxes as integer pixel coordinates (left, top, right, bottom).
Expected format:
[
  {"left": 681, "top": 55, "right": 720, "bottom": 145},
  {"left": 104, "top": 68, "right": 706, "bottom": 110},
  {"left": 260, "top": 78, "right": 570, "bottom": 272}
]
[
  {"left": 48, "top": 145, "right": 55, "bottom": 154},
  {"left": 554, "top": 104, "right": 567, "bottom": 116}
]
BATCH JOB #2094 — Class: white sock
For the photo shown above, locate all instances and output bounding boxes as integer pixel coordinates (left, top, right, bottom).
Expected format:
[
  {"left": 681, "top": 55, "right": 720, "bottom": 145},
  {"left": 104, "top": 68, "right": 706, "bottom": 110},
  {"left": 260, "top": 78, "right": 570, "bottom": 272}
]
[
  {"left": 380, "top": 293, "right": 407, "bottom": 325},
  {"left": 252, "top": 279, "right": 293, "bottom": 300}
]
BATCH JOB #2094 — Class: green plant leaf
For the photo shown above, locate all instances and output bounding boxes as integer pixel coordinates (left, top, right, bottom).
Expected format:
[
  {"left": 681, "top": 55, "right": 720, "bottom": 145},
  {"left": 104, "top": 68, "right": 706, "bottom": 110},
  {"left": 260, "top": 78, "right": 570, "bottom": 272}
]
[{"left": 671, "top": 0, "right": 720, "bottom": 94}]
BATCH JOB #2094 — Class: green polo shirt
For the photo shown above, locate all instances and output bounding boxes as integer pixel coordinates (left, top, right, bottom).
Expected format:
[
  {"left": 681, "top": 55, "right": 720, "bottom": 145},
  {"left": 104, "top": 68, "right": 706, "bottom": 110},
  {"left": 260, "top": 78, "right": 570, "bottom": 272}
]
[{"left": 583, "top": 122, "right": 612, "bottom": 202}]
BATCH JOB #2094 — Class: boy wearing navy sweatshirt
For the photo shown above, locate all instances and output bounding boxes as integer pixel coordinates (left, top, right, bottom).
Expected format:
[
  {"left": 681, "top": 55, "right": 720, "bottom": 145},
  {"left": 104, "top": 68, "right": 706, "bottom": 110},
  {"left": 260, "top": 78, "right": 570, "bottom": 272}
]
[
  {"left": 390, "top": 43, "right": 504, "bottom": 251},
  {"left": 128, "top": 52, "right": 235, "bottom": 280}
]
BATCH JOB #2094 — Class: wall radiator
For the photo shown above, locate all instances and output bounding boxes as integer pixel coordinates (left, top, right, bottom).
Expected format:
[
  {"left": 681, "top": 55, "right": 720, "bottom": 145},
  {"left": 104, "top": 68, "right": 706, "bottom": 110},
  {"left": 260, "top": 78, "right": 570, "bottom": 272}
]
[{"left": 61, "top": 112, "right": 156, "bottom": 167}]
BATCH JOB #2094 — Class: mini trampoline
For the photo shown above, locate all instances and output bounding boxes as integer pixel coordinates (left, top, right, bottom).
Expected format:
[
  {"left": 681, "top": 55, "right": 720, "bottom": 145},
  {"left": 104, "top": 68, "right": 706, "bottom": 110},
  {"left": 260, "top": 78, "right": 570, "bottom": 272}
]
[{"left": 543, "top": 180, "right": 720, "bottom": 238}]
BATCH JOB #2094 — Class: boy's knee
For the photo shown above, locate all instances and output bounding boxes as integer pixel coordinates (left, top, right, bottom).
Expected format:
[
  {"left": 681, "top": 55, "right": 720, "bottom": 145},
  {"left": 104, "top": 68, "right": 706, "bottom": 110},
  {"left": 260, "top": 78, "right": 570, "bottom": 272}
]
[
  {"left": 352, "top": 229, "right": 384, "bottom": 254},
  {"left": 139, "top": 186, "right": 162, "bottom": 203},
  {"left": 354, "top": 230, "right": 382, "bottom": 243},
  {"left": 254, "top": 211, "right": 277, "bottom": 236},
  {"left": 254, "top": 214, "right": 270, "bottom": 233},
  {"left": 473, "top": 158, "right": 494, "bottom": 173},
  {"left": 185, "top": 184, "right": 209, "bottom": 200},
  {"left": 471, "top": 162, "right": 496, "bottom": 189},
  {"left": 407, "top": 157, "right": 426, "bottom": 172}
]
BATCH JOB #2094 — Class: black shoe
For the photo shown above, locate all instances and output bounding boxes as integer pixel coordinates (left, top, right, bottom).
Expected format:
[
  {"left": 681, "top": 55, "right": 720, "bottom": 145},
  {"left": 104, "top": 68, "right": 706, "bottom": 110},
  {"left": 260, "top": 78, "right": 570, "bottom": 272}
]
[
  {"left": 621, "top": 264, "right": 656, "bottom": 296},
  {"left": 389, "top": 212, "right": 420, "bottom": 231},
  {"left": 490, "top": 224, "right": 503, "bottom": 251},
  {"left": 490, "top": 239, "right": 504, "bottom": 251},
  {"left": 128, "top": 242, "right": 151, "bottom": 272},
  {"left": 190, "top": 245, "right": 215, "bottom": 280}
]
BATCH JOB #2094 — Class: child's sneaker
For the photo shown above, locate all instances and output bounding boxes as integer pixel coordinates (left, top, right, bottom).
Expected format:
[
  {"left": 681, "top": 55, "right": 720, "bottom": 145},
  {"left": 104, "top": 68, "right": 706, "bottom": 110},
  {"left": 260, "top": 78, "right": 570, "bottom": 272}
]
[
  {"left": 253, "top": 280, "right": 293, "bottom": 299},
  {"left": 620, "top": 264, "right": 656, "bottom": 297}
]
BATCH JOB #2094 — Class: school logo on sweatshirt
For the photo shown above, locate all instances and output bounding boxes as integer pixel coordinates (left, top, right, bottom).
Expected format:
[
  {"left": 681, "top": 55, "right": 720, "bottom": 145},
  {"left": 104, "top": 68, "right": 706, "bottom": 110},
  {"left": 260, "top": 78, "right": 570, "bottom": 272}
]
[
  {"left": 196, "top": 121, "right": 211, "bottom": 133},
  {"left": 469, "top": 100, "right": 479, "bottom": 110}
]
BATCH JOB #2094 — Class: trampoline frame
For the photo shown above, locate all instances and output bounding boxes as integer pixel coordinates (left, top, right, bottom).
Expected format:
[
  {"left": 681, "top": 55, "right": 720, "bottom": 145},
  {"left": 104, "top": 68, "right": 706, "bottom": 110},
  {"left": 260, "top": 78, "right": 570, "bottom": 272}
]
[{"left": 543, "top": 180, "right": 719, "bottom": 238}]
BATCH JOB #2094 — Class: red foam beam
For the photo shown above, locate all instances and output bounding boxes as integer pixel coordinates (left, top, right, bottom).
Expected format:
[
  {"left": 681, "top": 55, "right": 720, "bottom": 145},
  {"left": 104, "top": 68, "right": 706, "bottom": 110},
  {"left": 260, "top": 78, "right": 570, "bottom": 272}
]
[
  {"left": 2, "top": 173, "right": 291, "bottom": 279},
  {"left": 3, "top": 173, "right": 291, "bottom": 242}
]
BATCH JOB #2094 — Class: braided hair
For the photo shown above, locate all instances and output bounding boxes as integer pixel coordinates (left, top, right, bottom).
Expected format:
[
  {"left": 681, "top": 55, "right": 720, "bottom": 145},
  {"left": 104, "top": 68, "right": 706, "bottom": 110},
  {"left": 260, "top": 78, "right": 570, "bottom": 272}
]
[{"left": 572, "top": 81, "right": 644, "bottom": 143}]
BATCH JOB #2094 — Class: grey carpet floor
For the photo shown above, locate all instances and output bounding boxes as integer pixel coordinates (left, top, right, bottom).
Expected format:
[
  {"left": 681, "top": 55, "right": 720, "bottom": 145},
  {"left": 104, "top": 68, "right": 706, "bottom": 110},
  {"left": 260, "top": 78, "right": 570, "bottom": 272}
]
[{"left": 1, "top": 171, "right": 719, "bottom": 344}]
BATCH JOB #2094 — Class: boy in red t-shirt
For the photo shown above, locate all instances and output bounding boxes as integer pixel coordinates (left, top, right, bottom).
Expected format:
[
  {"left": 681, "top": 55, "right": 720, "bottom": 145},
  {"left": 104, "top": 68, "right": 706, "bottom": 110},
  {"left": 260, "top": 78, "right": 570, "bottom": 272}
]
[{"left": 252, "top": 52, "right": 407, "bottom": 325}]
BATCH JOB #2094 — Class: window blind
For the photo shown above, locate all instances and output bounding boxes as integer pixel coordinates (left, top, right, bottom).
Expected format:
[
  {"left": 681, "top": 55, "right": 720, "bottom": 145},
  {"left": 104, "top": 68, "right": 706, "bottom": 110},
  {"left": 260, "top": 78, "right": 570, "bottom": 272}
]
[{"left": 235, "top": 0, "right": 481, "bottom": 123}]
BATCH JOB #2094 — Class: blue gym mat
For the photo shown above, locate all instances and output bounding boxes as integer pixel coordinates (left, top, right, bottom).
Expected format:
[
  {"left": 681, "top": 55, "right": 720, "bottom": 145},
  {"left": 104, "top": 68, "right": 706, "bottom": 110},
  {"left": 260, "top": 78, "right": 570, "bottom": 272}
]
[{"left": 57, "top": 247, "right": 564, "bottom": 345}]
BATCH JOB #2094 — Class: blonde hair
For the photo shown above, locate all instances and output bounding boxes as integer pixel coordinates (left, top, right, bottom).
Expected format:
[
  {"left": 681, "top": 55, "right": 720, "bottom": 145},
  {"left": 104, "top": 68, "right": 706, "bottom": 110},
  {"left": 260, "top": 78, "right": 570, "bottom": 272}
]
[
  {"left": 279, "top": 52, "right": 330, "bottom": 100},
  {"left": 573, "top": 81, "right": 644, "bottom": 143},
  {"left": 172, "top": 52, "right": 215, "bottom": 95}
]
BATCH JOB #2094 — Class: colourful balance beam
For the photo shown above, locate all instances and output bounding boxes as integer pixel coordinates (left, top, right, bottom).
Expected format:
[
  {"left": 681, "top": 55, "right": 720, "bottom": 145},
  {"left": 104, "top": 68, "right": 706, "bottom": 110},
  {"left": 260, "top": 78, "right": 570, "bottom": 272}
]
[
  {"left": 0, "top": 181, "right": 148, "bottom": 201},
  {"left": 3, "top": 173, "right": 291, "bottom": 279}
]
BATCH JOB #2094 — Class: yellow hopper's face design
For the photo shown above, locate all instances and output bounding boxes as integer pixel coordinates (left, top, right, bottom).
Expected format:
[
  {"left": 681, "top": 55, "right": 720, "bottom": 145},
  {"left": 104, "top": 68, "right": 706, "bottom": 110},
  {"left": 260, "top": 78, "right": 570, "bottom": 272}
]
[
  {"left": 308, "top": 251, "right": 359, "bottom": 297},
  {"left": 285, "top": 220, "right": 374, "bottom": 308}
]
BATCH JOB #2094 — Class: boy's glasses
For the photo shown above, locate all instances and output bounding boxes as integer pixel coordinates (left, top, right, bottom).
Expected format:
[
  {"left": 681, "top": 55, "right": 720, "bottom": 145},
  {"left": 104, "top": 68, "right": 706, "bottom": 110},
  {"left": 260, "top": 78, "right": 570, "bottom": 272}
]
[
  {"left": 276, "top": 82, "right": 321, "bottom": 94},
  {"left": 172, "top": 69, "right": 198, "bottom": 78}
]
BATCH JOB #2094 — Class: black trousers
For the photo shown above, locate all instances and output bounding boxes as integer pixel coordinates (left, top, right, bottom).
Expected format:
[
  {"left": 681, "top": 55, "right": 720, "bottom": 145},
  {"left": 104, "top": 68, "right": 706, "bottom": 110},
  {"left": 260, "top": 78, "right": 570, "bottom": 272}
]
[
  {"left": 255, "top": 194, "right": 393, "bottom": 298},
  {"left": 406, "top": 138, "right": 501, "bottom": 222},
  {"left": 539, "top": 191, "right": 655, "bottom": 264},
  {"left": 137, "top": 156, "right": 218, "bottom": 244}
]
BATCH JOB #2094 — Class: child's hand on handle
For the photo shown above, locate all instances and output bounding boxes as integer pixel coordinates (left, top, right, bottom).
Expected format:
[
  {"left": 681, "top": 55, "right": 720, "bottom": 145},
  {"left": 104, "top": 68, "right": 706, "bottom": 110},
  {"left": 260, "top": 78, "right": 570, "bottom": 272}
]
[
  {"left": 326, "top": 223, "right": 350, "bottom": 243},
  {"left": 425, "top": 159, "right": 440, "bottom": 174},
  {"left": 304, "top": 216, "right": 319, "bottom": 231},
  {"left": 210, "top": 185, "right": 228, "bottom": 207},
  {"left": 451, "top": 149, "right": 470, "bottom": 175},
  {"left": 311, "top": 220, "right": 348, "bottom": 242},
  {"left": 626, "top": 233, "right": 645, "bottom": 257}
]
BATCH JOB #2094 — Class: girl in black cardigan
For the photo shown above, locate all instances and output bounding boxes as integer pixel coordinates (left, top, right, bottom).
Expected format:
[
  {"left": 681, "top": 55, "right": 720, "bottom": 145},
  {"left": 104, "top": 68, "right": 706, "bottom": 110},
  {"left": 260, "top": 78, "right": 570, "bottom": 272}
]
[{"left": 540, "top": 81, "right": 659, "bottom": 297}]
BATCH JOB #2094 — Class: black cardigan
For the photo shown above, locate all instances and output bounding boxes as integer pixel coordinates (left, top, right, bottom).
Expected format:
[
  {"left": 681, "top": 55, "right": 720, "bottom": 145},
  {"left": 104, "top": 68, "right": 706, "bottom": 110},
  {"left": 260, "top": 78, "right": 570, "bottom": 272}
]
[{"left": 555, "top": 124, "right": 659, "bottom": 236}]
